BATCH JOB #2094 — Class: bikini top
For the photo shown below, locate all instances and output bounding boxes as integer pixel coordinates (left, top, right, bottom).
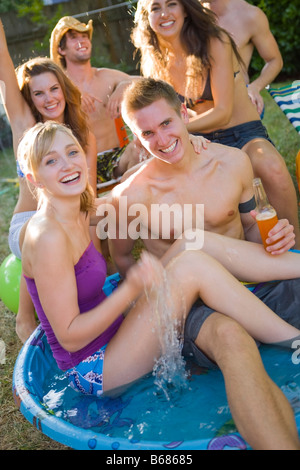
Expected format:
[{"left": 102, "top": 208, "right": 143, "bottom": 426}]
[
  {"left": 24, "top": 241, "right": 124, "bottom": 370},
  {"left": 178, "top": 71, "right": 213, "bottom": 108},
  {"left": 177, "top": 70, "right": 240, "bottom": 109}
]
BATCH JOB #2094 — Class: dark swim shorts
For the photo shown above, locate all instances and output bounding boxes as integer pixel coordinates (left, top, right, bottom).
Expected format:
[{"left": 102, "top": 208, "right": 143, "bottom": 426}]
[
  {"left": 194, "top": 120, "right": 273, "bottom": 149},
  {"left": 182, "top": 278, "right": 300, "bottom": 369}
]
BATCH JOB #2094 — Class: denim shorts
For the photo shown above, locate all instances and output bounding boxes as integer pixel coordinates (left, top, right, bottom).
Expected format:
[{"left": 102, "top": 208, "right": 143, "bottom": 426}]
[
  {"left": 183, "top": 278, "right": 300, "bottom": 370},
  {"left": 195, "top": 120, "right": 273, "bottom": 149},
  {"left": 66, "top": 345, "right": 107, "bottom": 397},
  {"left": 8, "top": 211, "right": 36, "bottom": 259}
]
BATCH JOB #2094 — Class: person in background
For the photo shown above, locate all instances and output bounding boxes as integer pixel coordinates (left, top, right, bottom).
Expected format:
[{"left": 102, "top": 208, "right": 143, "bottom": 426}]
[
  {"left": 131, "top": 0, "right": 300, "bottom": 248},
  {"left": 202, "top": 0, "right": 283, "bottom": 116},
  {"left": 0, "top": 19, "right": 97, "bottom": 342},
  {"left": 50, "top": 16, "right": 142, "bottom": 184},
  {"left": 50, "top": 16, "right": 211, "bottom": 184}
]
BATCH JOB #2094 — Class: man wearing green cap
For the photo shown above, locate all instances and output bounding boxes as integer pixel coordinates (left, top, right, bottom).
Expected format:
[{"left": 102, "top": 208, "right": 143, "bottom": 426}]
[{"left": 50, "top": 16, "right": 141, "bottom": 186}]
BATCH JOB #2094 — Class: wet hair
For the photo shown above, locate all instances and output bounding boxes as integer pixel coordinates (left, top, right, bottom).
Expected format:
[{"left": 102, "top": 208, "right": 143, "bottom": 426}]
[
  {"left": 17, "top": 121, "right": 94, "bottom": 213},
  {"left": 15, "top": 57, "right": 89, "bottom": 150},
  {"left": 122, "top": 77, "right": 182, "bottom": 124},
  {"left": 131, "top": 0, "right": 244, "bottom": 101}
]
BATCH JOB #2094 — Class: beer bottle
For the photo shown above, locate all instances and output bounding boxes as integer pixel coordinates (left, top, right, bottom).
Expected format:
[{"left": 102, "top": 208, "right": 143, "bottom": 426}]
[{"left": 253, "top": 177, "right": 279, "bottom": 250}]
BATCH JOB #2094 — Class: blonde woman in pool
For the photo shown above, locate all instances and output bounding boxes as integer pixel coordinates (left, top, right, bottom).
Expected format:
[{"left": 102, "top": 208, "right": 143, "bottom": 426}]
[{"left": 19, "top": 120, "right": 300, "bottom": 450}]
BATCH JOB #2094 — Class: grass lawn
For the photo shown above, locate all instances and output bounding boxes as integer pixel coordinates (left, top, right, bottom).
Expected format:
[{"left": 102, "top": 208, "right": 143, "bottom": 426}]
[{"left": 0, "top": 83, "right": 299, "bottom": 450}]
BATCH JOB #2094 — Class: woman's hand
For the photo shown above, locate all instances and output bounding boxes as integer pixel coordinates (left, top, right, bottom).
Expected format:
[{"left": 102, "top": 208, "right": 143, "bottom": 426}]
[
  {"left": 126, "top": 251, "right": 165, "bottom": 296},
  {"left": 189, "top": 134, "right": 210, "bottom": 154},
  {"left": 247, "top": 83, "right": 264, "bottom": 116}
]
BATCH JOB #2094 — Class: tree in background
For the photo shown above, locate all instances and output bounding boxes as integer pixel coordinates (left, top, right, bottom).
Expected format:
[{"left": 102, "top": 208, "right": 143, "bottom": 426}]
[
  {"left": 1, "top": 0, "right": 298, "bottom": 79},
  {"left": 247, "top": 0, "right": 299, "bottom": 79}
]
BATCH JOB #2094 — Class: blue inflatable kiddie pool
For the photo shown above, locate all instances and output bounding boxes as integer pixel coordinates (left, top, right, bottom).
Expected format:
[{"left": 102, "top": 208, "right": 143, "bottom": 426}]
[{"left": 13, "top": 274, "right": 300, "bottom": 450}]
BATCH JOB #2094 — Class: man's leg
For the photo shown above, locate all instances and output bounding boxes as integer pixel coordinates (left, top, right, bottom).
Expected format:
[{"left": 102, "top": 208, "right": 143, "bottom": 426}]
[
  {"left": 243, "top": 138, "right": 300, "bottom": 249},
  {"left": 196, "top": 313, "right": 300, "bottom": 450}
]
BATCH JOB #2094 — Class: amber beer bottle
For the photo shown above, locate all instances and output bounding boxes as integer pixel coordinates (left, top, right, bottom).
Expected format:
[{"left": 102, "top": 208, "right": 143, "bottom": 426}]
[{"left": 253, "top": 178, "right": 278, "bottom": 250}]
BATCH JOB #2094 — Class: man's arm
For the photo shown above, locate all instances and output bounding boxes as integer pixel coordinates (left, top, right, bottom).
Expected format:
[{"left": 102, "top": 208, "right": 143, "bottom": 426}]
[
  {"left": 108, "top": 237, "right": 137, "bottom": 279},
  {"left": 91, "top": 193, "right": 137, "bottom": 277},
  {"left": 107, "top": 189, "right": 138, "bottom": 278},
  {"left": 232, "top": 150, "right": 260, "bottom": 242},
  {"left": 247, "top": 7, "right": 283, "bottom": 114},
  {"left": 240, "top": 210, "right": 261, "bottom": 243},
  {"left": 106, "top": 72, "right": 141, "bottom": 119}
]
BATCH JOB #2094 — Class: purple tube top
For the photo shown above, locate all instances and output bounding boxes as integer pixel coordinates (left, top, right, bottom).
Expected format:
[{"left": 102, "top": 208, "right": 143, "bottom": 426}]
[{"left": 24, "top": 241, "right": 123, "bottom": 370}]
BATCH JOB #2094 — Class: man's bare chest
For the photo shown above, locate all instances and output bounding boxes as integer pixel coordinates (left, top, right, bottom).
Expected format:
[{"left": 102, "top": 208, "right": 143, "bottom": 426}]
[
  {"left": 82, "top": 80, "right": 116, "bottom": 116},
  {"left": 137, "top": 182, "right": 240, "bottom": 240},
  {"left": 219, "top": 15, "right": 252, "bottom": 51}
]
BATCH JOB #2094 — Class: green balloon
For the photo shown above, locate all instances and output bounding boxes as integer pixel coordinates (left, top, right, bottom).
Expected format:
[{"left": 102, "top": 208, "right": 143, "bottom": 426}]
[{"left": 0, "top": 254, "right": 22, "bottom": 314}]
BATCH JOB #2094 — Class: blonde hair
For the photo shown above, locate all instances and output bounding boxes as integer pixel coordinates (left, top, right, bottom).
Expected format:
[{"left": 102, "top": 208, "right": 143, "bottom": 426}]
[
  {"left": 16, "top": 57, "right": 89, "bottom": 150},
  {"left": 18, "top": 121, "right": 94, "bottom": 213}
]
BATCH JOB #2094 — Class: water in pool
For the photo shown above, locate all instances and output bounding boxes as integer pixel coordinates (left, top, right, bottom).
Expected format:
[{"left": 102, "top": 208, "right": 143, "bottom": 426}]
[
  {"left": 39, "top": 275, "right": 300, "bottom": 447},
  {"left": 41, "top": 344, "right": 300, "bottom": 447}
]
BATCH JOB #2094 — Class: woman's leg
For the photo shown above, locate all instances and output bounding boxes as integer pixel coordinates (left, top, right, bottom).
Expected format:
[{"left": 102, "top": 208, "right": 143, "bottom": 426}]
[
  {"left": 16, "top": 274, "right": 37, "bottom": 343},
  {"left": 103, "top": 250, "right": 299, "bottom": 392},
  {"left": 161, "top": 229, "right": 300, "bottom": 282},
  {"left": 103, "top": 250, "right": 299, "bottom": 449}
]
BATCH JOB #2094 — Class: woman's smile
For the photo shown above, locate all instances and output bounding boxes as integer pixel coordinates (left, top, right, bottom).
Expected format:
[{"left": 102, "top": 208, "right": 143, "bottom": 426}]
[
  {"left": 29, "top": 72, "right": 66, "bottom": 123},
  {"left": 60, "top": 171, "right": 81, "bottom": 184}
]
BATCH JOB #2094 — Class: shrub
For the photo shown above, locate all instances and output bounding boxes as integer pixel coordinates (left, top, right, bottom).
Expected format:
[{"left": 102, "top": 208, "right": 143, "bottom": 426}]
[{"left": 248, "top": 0, "right": 299, "bottom": 79}]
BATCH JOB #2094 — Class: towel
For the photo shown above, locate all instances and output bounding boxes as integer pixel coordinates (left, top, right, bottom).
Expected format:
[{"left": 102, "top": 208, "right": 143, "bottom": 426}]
[{"left": 268, "top": 81, "right": 300, "bottom": 134}]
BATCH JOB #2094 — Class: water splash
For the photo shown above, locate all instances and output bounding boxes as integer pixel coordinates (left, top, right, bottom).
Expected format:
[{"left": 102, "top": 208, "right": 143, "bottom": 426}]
[{"left": 146, "top": 270, "right": 188, "bottom": 400}]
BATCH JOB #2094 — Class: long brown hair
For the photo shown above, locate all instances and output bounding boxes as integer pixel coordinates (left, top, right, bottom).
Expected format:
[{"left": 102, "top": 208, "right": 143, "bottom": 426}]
[
  {"left": 132, "top": 0, "right": 244, "bottom": 101},
  {"left": 16, "top": 57, "right": 89, "bottom": 151}
]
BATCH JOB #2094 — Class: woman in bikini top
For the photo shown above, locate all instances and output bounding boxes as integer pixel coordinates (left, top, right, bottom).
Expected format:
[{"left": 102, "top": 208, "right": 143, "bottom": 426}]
[
  {"left": 131, "top": 0, "right": 260, "bottom": 132},
  {"left": 130, "top": 0, "right": 300, "bottom": 248}
]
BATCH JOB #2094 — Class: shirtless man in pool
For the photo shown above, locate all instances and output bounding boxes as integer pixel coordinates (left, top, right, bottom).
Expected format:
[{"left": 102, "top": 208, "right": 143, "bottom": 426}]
[
  {"left": 97, "top": 78, "right": 300, "bottom": 450},
  {"left": 202, "top": 0, "right": 283, "bottom": 115},
  {"left": 106, "top": 79, "right": 295, "bottom": 275}
]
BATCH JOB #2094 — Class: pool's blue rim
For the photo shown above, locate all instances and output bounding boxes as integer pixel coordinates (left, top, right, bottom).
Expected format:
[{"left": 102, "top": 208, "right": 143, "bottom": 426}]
[
  {"left": 12, "top": 258, "right": 300, "bottom": 451},
  {"left": 12, "top": 325, "right": 300, "bottom": 450},
  {"left": 13, "top": 326, "right": 236, "bottom": 450}
]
